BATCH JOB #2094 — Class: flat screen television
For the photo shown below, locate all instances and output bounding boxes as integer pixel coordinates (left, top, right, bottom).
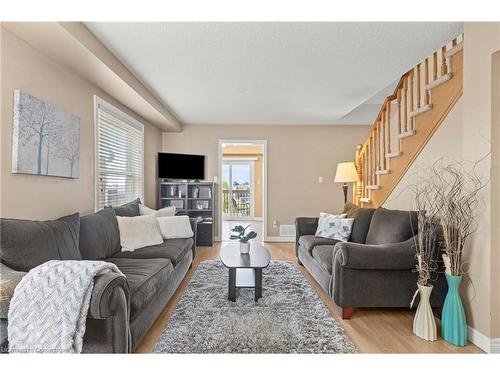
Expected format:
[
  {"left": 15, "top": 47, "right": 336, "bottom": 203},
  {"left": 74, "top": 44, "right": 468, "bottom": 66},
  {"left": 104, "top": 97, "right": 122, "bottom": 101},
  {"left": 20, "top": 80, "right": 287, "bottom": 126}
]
[{"left": 158, "top": 152, "right": 205, "bottom": 180}]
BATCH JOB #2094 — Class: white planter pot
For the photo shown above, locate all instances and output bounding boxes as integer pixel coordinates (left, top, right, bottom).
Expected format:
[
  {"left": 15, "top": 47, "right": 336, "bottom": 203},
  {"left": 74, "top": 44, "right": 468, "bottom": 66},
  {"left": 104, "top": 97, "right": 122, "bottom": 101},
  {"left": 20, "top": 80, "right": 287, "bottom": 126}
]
[
  {"left": 239, "top": 242, "right": 250, "bottom": 254},
  {"left": 413, "top": 284, "right": 437, "bottom": 341}
]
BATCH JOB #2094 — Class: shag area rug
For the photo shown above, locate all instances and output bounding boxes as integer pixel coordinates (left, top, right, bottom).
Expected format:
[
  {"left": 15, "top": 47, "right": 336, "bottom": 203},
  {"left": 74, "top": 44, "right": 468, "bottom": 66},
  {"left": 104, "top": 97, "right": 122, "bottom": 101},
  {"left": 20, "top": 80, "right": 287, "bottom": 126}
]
[{"left": 154, "top": 260, "right": 357, "bottom": 353}]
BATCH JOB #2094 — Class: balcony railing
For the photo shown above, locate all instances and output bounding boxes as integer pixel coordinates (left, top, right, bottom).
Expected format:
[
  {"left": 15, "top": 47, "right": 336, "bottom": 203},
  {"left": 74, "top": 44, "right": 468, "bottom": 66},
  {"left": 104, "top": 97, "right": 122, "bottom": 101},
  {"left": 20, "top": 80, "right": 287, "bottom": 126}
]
[{"left": 223, "top": 189, "right": 251, "bottom": 217}]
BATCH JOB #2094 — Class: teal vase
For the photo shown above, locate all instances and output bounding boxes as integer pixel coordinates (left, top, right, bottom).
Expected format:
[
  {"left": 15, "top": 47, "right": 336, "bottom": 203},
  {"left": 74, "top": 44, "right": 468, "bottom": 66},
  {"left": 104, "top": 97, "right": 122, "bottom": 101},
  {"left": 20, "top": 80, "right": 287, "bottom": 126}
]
[{"left": 441, "top": 273, "right": 467, "bottom": 346}]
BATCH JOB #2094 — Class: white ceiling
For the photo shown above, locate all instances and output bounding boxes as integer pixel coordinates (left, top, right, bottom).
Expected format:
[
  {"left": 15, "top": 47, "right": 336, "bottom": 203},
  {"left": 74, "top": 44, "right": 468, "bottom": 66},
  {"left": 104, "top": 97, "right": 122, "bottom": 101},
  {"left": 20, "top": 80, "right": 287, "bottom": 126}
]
[{"left": 85, "top": 22, "right": 463, "bottom": 126}]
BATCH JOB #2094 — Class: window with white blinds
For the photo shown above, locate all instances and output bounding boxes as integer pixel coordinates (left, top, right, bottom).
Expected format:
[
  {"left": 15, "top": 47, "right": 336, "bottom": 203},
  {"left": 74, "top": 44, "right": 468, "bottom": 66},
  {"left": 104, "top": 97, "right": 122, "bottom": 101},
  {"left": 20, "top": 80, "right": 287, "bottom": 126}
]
[{"left": 95, "top": 97, "right": 144, "bottom": 210}]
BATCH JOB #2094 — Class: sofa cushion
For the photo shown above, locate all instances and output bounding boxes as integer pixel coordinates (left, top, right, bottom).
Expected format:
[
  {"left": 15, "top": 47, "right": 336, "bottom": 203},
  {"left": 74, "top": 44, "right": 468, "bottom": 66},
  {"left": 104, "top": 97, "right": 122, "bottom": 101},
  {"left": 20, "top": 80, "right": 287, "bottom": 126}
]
[
  {"left": 106, "top": 258, "right": 173, "bottom": 320},
  {"left": 0, "top": 213, "right": 81, "bottom": 272},
  {"left": 112, "top": 238, "right": 194, "bottom": 266},
  {"left": 365, "top": 207, "right": 418, "bottom": 245},
  {"left": 79, "top": 207, "right": 121, "bottom": 260},
  {"left": 311, "top": 245, "right": 335, "bottom": 274},
  {"left": 110, "top": 198, "right": 141, "bottom": 217},
  {"left": 298, "top": 235, "right": 339, "bottom": 254},
  {"left": 342, "top": 202, "right": 375, "bottom": 244}
]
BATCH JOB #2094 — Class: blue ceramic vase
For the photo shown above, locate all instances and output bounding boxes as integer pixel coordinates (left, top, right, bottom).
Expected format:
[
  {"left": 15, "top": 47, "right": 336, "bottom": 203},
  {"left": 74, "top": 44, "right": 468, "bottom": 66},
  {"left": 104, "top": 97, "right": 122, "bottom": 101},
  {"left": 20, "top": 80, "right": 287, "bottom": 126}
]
[{"left": 441, "top": 273, "right": 467, "bottom": 346}]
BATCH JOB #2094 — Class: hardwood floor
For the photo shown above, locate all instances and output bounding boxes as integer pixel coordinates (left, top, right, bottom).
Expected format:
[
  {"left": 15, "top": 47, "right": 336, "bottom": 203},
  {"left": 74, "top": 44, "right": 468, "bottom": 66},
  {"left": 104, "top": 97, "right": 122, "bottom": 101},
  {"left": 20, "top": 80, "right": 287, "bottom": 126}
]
[{"left": 134, "top": 242, "right": 482, "bottom": 354}]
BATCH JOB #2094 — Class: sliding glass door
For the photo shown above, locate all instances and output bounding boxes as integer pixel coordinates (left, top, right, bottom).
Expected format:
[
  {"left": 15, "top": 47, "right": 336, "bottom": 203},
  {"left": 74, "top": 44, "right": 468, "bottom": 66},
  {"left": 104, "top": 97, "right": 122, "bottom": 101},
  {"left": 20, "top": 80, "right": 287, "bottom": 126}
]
[{"left": 222, "top": 160, "right": 253, "bottom": 220}]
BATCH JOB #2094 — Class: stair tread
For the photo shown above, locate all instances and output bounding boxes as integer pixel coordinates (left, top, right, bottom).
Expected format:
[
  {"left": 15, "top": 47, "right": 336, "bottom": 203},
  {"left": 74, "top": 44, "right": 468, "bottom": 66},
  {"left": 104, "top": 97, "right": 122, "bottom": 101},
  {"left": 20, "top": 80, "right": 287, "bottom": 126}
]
[
  {"left": 386, "top": 151, "right": 402, "bottom": 158},
  {"left": 359, "top": 198, "right": 371, "bottom": 203},
  {"left": 425, "top": 73, "right": 453, "bottom": 91},
  {"left": 410, "top": 104, "right": 433, "bottom": 118},
  {"left": 367, "top": 185, "right": 381, "bottom": 190},
  {"left": 397, "top": 129, "right": 416, "bottom": 139},
  {"left": 375, "top": 169, "right": 390, "bottom": 175},
  {"left": 445, "top": 42, "right": 463, "bottom": 58}
]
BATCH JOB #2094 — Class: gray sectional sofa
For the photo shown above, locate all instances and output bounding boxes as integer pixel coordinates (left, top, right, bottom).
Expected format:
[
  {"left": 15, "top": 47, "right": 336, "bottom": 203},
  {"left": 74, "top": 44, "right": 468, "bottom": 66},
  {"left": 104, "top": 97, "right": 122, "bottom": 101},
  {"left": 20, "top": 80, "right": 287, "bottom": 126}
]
[
  {"left": 0, "top": 199, "right": 196, "bottom": 353},
  {"left": 295, "top": 202, "right": 447, "bottom": 319}
]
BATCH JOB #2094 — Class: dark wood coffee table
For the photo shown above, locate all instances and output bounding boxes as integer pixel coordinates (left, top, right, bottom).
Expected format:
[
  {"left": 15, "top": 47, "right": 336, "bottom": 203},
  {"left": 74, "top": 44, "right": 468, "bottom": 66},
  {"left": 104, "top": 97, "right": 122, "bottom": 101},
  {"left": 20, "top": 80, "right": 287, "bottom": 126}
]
[{"left": 220, "top": 242, "right": 271, "bottom": 302}]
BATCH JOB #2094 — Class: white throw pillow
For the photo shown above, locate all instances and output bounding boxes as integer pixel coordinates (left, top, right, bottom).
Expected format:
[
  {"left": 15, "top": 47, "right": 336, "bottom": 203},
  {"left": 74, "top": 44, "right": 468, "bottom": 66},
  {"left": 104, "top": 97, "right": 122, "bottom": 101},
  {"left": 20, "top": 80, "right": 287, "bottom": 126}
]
[
  {"left": 116, "top": 214, "right": 164, "bottom": 251},
  {"left": 139, "top": 204, "right": 176, "bottom": 217},
  {"left": 157, "top": 216, "right": 194, "bottom": 239},
  {"left": 315, "top": 212, "right": 354, "bottom": 242}
]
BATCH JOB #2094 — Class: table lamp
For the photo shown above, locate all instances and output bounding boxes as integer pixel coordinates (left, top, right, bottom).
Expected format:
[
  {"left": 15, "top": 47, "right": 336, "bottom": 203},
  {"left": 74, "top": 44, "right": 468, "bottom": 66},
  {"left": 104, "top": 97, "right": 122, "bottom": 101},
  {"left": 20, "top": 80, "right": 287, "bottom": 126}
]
[{"left": 334, "top": 161, "right": 360, "bottom": 203}]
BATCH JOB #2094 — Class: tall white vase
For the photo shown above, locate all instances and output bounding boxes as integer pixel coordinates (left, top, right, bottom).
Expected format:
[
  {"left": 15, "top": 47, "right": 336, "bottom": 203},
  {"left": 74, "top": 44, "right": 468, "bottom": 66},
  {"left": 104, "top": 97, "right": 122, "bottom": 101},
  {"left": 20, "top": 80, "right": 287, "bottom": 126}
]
[{"left": 413, "top": 284, "right": 437, "bottom": 341}]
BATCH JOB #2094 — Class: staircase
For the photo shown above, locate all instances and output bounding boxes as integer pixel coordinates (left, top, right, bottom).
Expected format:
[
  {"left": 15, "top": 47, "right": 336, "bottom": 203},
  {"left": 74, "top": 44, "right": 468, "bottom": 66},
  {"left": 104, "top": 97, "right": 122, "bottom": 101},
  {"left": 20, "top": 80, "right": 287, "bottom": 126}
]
[{"left": 353, "top": 34, "right": 464, "bottom": 208}]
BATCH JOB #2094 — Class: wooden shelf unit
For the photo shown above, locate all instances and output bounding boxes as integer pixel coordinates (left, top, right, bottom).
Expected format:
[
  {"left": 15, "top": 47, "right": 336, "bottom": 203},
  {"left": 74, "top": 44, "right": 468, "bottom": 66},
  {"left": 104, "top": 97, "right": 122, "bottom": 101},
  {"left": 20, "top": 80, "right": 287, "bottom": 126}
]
[{"left": 159, "top": 181, "right": 215, "bottom": 246}]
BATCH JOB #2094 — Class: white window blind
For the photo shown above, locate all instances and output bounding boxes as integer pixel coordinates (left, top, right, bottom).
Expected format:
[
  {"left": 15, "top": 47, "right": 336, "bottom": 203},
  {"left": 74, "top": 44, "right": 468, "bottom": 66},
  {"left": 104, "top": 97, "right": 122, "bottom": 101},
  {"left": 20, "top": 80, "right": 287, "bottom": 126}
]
[{"left": 95, "top": 97, "right": 144, "bottom": 210}]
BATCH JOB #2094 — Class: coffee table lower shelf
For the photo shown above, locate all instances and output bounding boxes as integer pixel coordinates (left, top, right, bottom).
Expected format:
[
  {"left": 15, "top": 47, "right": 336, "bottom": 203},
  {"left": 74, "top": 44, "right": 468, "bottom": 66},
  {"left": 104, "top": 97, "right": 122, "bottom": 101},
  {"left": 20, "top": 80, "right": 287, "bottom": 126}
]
[{"left": 228, "top": 268, "right": 263, "bottom": 302}]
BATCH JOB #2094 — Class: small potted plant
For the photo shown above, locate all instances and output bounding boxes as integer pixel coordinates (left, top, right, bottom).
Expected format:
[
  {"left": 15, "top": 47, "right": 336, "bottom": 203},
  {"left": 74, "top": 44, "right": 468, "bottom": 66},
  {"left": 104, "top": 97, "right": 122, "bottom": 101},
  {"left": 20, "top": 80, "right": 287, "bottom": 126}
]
[{"left": 230, "top": 225, "right": 257, "bottom": 254}]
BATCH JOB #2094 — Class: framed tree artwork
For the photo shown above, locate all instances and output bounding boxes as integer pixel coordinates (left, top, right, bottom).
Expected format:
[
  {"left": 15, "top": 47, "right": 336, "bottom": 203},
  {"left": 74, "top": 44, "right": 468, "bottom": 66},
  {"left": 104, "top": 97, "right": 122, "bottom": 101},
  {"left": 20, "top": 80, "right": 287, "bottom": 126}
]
[{"left": 11, "top": 90, "right": 80, "bottom": 178}]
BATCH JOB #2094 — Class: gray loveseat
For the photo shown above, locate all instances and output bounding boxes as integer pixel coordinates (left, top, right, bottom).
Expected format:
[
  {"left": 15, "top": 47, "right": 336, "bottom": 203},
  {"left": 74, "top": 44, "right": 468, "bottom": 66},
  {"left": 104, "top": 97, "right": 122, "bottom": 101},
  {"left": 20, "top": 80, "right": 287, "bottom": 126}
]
[
  {"left": 0, "top": 198, "right": 196, "bottom": 353},
  {"left": 295, "top": 202, "right": 447, "bottom": 319}
]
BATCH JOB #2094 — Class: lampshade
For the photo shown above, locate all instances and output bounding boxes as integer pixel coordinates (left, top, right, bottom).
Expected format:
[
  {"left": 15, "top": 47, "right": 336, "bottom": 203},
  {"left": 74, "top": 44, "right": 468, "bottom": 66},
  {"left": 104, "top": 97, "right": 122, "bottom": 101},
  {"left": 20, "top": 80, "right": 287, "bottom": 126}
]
[{"left": 334, "top": 162, "right": 360, "bottom": 183}]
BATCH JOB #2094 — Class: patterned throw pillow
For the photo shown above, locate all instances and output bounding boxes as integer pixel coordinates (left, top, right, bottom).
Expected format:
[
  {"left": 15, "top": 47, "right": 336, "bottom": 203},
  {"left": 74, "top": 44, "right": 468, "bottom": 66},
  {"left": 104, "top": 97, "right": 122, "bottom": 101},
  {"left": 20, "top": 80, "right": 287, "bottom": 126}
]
[{"left": 315, "top": 212, "right": 354, "bottom": 242}]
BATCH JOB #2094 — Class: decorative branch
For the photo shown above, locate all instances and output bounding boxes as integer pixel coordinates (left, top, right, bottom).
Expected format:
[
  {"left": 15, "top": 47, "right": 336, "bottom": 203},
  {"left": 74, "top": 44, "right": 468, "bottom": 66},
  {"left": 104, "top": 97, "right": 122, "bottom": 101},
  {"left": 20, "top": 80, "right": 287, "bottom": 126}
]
[
  {"left": 429, "top": 159, "right": 487, "bottom": 275},
  {"left": 410, "top": 158, "right": 487, "bottom": 279},
  {"left": 410, "top": 175, "right": 441, "bottom": 287}
]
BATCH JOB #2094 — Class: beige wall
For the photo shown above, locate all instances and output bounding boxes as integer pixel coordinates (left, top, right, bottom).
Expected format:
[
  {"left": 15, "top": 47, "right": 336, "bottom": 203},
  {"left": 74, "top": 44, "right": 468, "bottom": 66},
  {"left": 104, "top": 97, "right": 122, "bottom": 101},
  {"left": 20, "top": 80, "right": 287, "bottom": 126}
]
[
  {"left": 462, "top": 22, "right": 499, "bottom": 341},
  {"left": 386, "top": 23, "right": 500, "bottom": 343},
  {"left": 1, "top": 27, "right": 162, "bottom": 220},
  {"left": 491, "top": 50, "right": 500, "bottom": 339},
  {"left": 162, "top": 124, "right": 370, "bottom": 237},
  {"left": 222, "top": 145, "right": 264, "bottom": 218}
]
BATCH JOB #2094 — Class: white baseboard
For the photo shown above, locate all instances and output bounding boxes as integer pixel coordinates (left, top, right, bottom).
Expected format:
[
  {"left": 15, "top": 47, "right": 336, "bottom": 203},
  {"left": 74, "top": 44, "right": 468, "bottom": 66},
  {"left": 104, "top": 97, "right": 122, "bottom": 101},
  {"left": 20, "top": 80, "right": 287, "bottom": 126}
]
[
  {"left": 467, "top": 325, "right": 499, "bottom": 353},
  {"left": 264, "top": 236, "right": 295, "bottom": 243}
]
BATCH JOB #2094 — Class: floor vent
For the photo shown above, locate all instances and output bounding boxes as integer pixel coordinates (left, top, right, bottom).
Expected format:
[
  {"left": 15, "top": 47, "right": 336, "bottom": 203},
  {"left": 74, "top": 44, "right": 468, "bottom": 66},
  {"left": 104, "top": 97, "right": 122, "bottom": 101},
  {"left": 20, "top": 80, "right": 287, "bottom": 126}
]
[{"left": 280, "top": 224, "right": 296, "bottom": 237}]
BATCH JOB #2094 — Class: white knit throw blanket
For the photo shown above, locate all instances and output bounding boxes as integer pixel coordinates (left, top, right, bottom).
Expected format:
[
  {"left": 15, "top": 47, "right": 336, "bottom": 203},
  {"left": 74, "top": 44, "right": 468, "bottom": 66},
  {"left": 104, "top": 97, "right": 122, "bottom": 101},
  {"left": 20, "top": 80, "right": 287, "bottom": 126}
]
[{"left": 8, "top": 260, "right": 122, "bottom": 353}]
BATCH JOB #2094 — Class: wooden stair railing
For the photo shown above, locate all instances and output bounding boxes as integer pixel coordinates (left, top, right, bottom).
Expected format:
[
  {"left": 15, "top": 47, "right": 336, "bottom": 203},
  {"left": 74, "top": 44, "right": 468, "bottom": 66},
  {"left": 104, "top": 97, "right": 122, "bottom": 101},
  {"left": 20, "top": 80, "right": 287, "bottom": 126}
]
[{"left": 353, "top": 34, "right": 464, "bottom": 207}]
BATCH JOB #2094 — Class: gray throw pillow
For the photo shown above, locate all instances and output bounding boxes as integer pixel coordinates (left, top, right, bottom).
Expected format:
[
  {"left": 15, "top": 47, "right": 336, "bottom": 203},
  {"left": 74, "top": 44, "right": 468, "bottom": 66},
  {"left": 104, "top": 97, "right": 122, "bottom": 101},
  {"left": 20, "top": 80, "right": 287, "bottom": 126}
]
[
  {"left": 365, "top": 207, "right": 418, "bottom": 245},
  {"left": 108, "top": 198, "right": 141, "bottom": 217},
  {"left": 0, "top": 263, "right": 27, "bottom": 319},
  {"left": 79, "top": 207, "right": 121, "bottom": 260},
  {"left": 342, "top": 202, "right": 376, "bottom": 244},
  {"left": 0, "top": 213, "right": 81, "bottom": 272}
]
